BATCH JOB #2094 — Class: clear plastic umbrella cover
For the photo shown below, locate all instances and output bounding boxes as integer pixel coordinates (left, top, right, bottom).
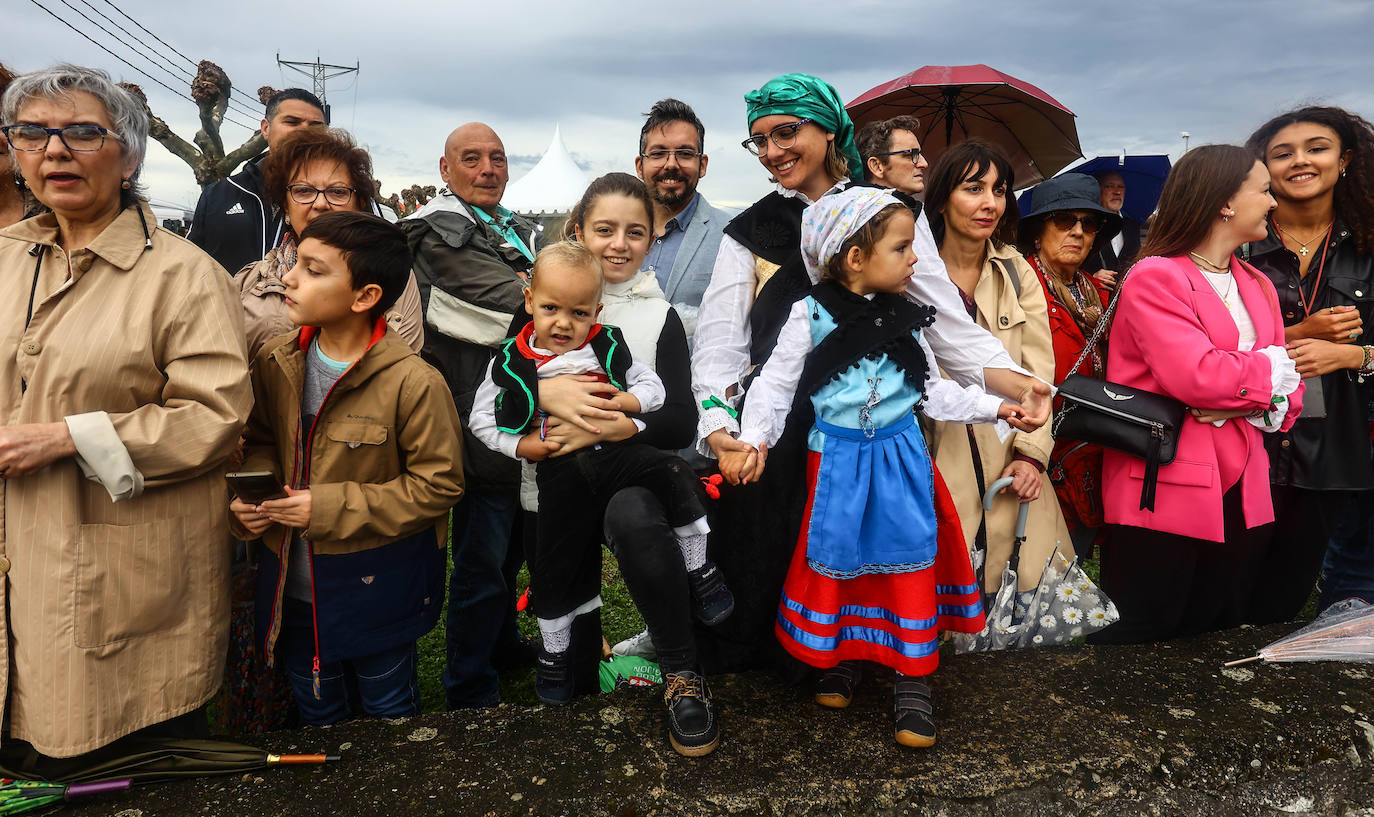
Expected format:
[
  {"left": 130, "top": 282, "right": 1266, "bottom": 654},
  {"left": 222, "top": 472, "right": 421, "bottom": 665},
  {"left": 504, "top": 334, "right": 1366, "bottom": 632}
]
[{"left": 954, "top": 477, "right": 1119, "bottom": 653}]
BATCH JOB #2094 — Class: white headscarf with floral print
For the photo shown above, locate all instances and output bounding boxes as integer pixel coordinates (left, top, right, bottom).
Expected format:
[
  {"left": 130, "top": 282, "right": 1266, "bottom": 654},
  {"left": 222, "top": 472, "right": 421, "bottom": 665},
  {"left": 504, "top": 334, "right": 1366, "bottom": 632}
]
[{"left": 800, "top": 186, "right": 904, "bottom": 284}]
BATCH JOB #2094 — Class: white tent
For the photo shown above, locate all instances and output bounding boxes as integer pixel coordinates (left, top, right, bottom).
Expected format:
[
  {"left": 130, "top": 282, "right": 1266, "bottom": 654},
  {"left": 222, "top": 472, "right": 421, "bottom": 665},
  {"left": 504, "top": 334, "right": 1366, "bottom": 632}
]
[{"left": 502, "top": 125, "right": 590, "bottom": 215}]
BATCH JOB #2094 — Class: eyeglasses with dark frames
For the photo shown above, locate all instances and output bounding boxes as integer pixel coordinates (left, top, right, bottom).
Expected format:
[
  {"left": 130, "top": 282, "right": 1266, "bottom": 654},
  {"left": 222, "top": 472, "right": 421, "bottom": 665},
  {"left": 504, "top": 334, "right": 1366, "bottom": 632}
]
[
  {"left": 287, "top": 184, "right": 356, "bottom": 206},
  {"left": 875, "top": 147, "right": 923, "bottom": 163},
  {"left": 1046, "top": 212, "right": 1103, "bottom": 235},
  {"left": 640, "top": 148, "right": 703, "bottom": 164},
  {"left": 741, "top": 118, "right": 814, "bottom": 155},
  {"left": 2, "top": 123, "right": 120, "bottom": 152}
]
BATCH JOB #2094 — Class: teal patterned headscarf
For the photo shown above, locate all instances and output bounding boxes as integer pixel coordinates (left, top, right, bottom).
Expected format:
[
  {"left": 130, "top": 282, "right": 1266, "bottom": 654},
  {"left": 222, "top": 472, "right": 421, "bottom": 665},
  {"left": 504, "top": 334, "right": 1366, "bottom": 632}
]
[{"left": 744, "top": 73, "right": 863, "bottom": 181}]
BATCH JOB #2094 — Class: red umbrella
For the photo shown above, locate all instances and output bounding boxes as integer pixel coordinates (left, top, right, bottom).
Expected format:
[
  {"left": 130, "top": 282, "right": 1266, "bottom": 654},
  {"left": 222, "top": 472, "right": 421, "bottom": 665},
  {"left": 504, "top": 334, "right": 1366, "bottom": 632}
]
[{"left": 847, "top": 64, "right": 1082, "bottom": 188}]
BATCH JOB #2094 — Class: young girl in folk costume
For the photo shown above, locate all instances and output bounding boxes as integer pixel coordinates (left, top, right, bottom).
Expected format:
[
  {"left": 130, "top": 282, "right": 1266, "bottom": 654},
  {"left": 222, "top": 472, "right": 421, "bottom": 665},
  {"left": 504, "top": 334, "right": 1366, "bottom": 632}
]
[{"left": 734, "top": 187, "right": 1019, "bottom": 747}]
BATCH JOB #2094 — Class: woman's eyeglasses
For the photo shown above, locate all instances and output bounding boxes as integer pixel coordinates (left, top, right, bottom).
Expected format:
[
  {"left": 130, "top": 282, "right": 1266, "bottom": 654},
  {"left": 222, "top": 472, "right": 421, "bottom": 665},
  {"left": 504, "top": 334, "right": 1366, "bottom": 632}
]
[
  {"left": 287, "top": 184, "right": 356, "bottom": 206},
  {"left": 2, "top": 123, "right": 119, "bottom": 152},
  {"left": 1046, "top": 212, "right": 1103, "bottom": 234},
  {"left": 741, "top": 118, "right": 814, "bottom": 155}
]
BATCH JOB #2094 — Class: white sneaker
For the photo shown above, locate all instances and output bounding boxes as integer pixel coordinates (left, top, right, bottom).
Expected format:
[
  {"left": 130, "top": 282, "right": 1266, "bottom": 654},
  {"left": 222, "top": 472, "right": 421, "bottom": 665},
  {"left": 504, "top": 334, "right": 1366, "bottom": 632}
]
[{"left": 611, "top": 628, "right": 657, "bottom": 661}]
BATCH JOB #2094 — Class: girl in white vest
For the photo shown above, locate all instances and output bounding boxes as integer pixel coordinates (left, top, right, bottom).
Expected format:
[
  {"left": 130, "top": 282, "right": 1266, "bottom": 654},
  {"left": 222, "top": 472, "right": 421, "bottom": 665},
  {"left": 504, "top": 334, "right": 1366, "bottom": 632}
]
[{"left": 513, "top": 172, "right": 725, "bottom": 757}]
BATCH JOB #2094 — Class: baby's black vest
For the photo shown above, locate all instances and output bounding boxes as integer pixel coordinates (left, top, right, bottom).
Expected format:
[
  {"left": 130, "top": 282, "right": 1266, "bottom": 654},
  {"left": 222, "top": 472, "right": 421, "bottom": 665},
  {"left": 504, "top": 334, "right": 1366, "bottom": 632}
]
[{"left": 492, "top": 324, "right": 635, "bottom": 434}]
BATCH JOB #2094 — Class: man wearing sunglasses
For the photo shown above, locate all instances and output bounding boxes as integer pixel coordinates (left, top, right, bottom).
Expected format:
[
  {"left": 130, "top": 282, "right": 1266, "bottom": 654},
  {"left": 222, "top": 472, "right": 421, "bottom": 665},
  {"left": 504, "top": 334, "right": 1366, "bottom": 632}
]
[
  {"left": 857, "top": 116, "right": 929, "bottom": 197},
  {"left": 634, "top": 98, "right": 732, "bottom": 341},
  {"left": 187, "top": 88, "right": 327, "bottom": 276}
]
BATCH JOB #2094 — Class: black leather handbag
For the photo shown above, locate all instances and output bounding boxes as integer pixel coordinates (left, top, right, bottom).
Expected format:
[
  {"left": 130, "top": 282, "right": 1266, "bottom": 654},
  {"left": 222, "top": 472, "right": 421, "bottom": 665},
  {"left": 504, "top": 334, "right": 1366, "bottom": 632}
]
[{"left": 1050, "top": 268, "right": 1186, "bottom": 512}]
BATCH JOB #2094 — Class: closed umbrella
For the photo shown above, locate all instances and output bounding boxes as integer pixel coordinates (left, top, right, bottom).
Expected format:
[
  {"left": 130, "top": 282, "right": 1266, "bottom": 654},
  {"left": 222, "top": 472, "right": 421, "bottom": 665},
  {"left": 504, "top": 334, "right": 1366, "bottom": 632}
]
[
  {"left": 1226, "top": 599, "right": 1374, "bottom": 667},
  {"left": 0, "top": 737, "right": 338, "bottom": 785},
  {"left": 0, "top": 779, "right": 130, "bottom": 815},
  {"left": 847, "top": 64, "right": 1082, "bottom": 188},
  {"left": 955, "top": 477, "right": 1118, "bottom": 653}
]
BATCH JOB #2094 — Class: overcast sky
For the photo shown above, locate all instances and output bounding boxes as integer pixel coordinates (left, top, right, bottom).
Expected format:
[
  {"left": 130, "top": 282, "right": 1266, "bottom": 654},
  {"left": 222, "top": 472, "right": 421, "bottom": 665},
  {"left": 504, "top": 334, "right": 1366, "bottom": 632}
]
[{"left": 8, "top": 0, "right": 1374, "bottom": 215}]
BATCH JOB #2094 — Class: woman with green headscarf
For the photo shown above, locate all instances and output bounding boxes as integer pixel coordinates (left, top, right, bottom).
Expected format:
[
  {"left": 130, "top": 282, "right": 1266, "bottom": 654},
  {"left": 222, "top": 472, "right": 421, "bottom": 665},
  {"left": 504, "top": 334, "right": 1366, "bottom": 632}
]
[{"left": 689, "top": 73, "right": 1053, "bottom": 681}]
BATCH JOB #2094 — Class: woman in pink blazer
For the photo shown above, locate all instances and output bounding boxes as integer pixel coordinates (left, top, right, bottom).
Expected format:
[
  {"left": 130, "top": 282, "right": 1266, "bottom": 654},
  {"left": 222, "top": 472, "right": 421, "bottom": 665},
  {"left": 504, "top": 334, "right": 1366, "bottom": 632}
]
[{"left": 1091, "top": 145, "right": 1305, "bottom": 644}]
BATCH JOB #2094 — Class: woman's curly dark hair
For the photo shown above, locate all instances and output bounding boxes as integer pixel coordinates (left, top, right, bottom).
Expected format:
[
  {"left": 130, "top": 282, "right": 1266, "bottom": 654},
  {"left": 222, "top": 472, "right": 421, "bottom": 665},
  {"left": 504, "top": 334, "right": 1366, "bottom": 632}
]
[{"left": 1246, "top": 106, "right": 1374, "bottom": 255}]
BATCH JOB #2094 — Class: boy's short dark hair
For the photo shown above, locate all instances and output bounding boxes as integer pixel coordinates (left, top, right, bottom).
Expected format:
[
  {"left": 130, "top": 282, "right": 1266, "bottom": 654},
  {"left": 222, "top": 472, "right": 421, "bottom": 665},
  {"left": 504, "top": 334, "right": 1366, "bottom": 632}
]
[
  {"left": 299, "top": 211, "right": 410, "bottom": 318},
  {"left": 265, "top": 87, "right": 325, "bottom": 121}
]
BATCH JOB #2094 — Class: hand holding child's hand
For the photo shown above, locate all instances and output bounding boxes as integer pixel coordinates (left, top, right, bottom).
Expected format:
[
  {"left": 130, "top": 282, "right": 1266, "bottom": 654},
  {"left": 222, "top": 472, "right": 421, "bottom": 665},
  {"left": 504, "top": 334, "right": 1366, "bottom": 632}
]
[
  {"left": 1008, "top": 381, "right": 1052, "bottom": 432},
  {"left": 258, "top": 486, "right": 312, "bottom": 529},
  {"left": 719, "top": 444, "right": 760, "bottom": 486},
  {"left": 995, "top": 401, "right": 1023, "bottom": 423},
  {"left": 230, "top": 496, "right": 273, "bottom": 536}
]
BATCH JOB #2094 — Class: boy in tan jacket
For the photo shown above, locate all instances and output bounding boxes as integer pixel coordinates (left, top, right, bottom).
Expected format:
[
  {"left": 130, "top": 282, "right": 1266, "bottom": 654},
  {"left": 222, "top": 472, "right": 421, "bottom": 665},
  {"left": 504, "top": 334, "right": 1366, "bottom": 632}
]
[{"left": 231, "top": 211, "right": 464, "bottom": 724}]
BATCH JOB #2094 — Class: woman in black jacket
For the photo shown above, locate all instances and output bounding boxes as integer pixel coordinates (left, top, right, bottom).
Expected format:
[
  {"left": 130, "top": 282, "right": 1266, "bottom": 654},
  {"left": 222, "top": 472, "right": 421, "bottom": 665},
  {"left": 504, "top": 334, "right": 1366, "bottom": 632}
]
[{"left": 1243, "top": 106, "right": 1374, "bottom": 622}]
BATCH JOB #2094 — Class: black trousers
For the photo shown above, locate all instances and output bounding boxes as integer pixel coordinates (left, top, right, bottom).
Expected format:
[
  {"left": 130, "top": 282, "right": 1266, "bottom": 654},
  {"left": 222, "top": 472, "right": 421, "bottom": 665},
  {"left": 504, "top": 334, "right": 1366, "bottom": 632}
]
[
  {"left": 532, "top": 443, "right": 705, "bottom": 621},
  {"left": 1090, "top": 487, "right": 1270, "bottom": 645},
  {"left": 604, "top": 488, "right": 698, "bottom": 674},
  {"left": 1246, "top": 485, "right": 1352, "bottom": 625}
]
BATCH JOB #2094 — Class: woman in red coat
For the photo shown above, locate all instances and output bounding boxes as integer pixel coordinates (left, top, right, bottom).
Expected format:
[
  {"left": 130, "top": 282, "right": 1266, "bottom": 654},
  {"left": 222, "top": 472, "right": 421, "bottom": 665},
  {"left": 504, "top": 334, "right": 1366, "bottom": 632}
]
[{"left": 1018, "top": 174, "right": 1120, "bottom": 553}]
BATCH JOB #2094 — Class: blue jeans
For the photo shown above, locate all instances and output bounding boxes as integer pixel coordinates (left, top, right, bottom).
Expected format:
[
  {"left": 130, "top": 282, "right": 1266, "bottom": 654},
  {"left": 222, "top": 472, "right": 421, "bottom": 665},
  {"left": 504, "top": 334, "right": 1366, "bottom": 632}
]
[
  {"left": 1321, "top": 490, "right": 1374, "bottom": 611},
  {"left": 443, "top": 488, "right": 515, "bottom": 708},
  {"left": 279, "top": 599, "right": 420, "bottom": 725}
]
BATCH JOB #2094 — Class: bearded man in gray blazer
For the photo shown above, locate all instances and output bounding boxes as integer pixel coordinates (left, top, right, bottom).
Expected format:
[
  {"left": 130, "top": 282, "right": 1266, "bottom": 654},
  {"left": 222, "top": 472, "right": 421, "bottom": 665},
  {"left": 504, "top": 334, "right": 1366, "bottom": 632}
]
[{"left": 635, "top": 99, "right": 732, "bottom": 343}]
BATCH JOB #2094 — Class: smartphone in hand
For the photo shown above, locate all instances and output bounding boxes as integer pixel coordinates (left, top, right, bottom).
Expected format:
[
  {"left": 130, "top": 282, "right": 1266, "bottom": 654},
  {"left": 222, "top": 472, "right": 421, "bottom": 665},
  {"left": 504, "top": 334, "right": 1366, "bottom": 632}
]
[{"left": 226, "top": 471, "right": 288, "bottom": 505}]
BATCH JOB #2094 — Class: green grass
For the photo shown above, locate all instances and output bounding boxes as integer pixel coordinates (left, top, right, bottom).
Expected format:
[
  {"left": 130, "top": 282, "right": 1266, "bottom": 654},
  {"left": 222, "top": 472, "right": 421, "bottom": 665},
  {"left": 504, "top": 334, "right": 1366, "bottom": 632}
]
[{"left": 415, "top": 542, "right": 643, "bottom": 713}]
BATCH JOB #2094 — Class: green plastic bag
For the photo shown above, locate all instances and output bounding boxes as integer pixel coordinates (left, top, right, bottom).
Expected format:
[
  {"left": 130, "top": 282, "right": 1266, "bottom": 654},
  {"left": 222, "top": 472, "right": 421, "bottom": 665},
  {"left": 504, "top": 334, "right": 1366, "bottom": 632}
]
[{"left": 598, "top": 655, "right": 662, "bottom": 693}]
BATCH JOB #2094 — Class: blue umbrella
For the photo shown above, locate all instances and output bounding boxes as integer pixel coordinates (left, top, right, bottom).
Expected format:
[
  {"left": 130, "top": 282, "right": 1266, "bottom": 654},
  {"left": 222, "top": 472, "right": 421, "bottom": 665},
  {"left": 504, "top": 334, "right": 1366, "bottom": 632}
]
[{"left": 1016, "top": 155, "right": 1171, "bottom": 223}]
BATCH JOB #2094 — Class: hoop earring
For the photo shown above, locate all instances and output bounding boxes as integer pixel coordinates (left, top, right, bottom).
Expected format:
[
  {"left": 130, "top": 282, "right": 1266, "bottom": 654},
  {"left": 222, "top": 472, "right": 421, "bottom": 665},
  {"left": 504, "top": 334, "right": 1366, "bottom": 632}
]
[
  {"left": 1341, "top": 167, "right": 1347, "bottom": 178},
  {"left": 1222, "top": 216, "right": 1230, "bottom": 223}
]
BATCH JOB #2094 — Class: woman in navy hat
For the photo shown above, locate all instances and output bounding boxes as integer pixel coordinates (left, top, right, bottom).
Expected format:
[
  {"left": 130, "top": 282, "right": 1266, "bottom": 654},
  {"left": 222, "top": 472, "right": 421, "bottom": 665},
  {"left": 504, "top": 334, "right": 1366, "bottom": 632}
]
[{"left": 1018, "top": 173, "right": 1122, "bottom": 556}]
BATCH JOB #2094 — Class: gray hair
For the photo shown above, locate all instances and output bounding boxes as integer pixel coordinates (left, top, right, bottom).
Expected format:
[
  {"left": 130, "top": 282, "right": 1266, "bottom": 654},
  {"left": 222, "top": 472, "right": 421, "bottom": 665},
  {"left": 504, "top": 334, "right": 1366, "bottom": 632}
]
[{"left": 2, "top": 63, "right": 149, "bottom": 205}]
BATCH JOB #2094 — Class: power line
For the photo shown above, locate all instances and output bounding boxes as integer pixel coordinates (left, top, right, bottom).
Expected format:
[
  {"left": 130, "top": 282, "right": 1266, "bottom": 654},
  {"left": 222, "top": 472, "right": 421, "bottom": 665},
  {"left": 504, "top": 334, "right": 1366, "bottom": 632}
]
[
  {"left": 61, "top": 0, "right": 263, "bottom": 124},
  {"left": 99, "top": 0, "right": 272, "bottom": 119},
  {"left": 99, "top": 0, "right": 200, "bottom": 72},
  {"left": 25, "top": 0, "right": 259, "bottom": 133},
  {"left": 75, "top": 0, "right": 196, "bottom": 81}
]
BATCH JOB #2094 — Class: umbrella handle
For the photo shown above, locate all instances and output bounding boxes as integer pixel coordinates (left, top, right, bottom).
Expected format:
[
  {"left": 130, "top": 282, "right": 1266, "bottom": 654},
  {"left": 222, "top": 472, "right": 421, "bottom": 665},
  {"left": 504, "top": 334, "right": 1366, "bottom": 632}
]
[
  {"left": 982, "top": 476, "right": 1031, "bottom": 538},
  {"left": 65, "top": 780, "right": 132, "bottom": 799}
]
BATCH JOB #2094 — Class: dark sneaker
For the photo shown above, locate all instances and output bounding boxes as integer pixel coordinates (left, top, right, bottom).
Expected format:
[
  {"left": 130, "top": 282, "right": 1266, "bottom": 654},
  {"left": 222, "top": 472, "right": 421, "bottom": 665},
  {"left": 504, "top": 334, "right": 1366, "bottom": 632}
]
[
  {"left": 535, "top": 646, "right": 573, "bottom": 706},
  {"left": 814, "top": 661, "right": 862, "bottom": 709},
  {"left": 686, "top": 562, "right": 735, "bottom": 625},
  {"left": 664, "top": 670, "right": 720, "bottom": 757},
  {"left": 893, "top": 676, "right": 936, "bottom": 748}
]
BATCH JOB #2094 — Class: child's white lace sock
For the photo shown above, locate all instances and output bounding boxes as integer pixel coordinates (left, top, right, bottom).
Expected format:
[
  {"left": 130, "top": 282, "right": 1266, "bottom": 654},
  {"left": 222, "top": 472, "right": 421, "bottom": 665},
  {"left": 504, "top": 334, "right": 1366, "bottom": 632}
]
[{"left": 673, "top": 518, "right": 711, "bottom": 572}]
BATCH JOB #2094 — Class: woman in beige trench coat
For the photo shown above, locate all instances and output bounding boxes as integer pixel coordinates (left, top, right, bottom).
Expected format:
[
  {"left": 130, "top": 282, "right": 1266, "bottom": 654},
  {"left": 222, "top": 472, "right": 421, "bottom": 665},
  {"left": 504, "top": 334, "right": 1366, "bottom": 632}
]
[
  {"left": 0, "top": 64, "right": 251, "bottom": 757},
  {"left": 923, "top": 140, "right": 1075, "bottom": 594}
]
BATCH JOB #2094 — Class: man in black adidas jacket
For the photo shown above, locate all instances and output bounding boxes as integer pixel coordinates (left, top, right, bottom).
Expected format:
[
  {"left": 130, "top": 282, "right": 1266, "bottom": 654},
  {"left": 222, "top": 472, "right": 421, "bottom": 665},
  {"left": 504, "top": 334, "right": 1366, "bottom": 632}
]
[{"left": 187, "top": 88, "right": 326, "bottom": 275}]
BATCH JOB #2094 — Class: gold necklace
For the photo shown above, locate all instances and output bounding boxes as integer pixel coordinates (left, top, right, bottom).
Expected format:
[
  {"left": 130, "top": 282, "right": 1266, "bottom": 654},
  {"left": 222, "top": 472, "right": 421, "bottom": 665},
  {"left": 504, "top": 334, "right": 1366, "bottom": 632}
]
[
  {"left": 1274, "top": 219, "right": 1333, "bottom": 257},
  {"left": 1188, "top": 250, "right": 1229, "bottom": 272}
]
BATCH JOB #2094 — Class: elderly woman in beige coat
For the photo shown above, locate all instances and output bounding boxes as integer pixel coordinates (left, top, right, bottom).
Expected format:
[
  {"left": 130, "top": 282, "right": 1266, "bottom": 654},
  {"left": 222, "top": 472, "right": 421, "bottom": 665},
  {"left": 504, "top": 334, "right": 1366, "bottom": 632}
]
[
  {"left": 0, "top": 64, "right": 250, "bottom": 757},
  {"left": 924, "top": 140, "right": 1074, "bottom": 595}
]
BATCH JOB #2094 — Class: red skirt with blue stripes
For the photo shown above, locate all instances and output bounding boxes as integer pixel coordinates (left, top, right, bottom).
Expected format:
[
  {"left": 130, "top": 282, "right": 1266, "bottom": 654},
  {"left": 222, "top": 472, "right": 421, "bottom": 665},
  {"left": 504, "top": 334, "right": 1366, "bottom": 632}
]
[{"left": 775, "top": 452, "right": 985, "bottom": 677}]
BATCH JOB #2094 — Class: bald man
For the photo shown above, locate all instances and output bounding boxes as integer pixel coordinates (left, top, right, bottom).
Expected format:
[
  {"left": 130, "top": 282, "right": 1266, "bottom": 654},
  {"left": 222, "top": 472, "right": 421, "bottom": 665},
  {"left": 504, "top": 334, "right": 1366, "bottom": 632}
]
[{"left": 400, "top": 122, "right": 537, "bottom": 710}]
